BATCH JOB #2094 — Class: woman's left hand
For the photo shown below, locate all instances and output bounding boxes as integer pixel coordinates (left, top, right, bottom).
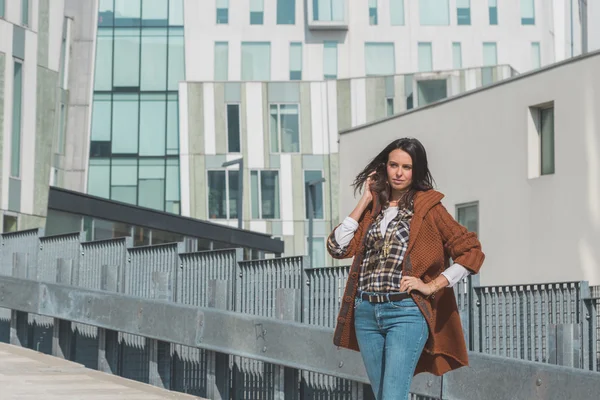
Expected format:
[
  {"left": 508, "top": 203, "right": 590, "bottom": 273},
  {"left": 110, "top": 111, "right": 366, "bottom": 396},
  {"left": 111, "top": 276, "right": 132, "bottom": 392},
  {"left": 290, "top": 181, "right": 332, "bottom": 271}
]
[{"left": 400, "top": 276, "right": 433, "bottom": 295}]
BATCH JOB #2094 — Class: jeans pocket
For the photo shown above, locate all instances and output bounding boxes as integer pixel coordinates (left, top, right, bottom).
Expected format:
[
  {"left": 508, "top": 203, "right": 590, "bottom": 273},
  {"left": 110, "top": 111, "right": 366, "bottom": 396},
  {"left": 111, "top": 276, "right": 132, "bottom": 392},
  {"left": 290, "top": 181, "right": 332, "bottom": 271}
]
[{"left": 390, "top": 298, "right": 418, "bottom": 309}]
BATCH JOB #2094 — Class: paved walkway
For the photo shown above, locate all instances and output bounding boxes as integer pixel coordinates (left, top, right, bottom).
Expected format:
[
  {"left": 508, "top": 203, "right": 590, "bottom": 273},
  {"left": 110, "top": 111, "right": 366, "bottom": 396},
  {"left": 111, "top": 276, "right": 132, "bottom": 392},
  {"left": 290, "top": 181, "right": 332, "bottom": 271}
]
[{"left": 0, "top": 343, "right": 206, "bottom": 399}]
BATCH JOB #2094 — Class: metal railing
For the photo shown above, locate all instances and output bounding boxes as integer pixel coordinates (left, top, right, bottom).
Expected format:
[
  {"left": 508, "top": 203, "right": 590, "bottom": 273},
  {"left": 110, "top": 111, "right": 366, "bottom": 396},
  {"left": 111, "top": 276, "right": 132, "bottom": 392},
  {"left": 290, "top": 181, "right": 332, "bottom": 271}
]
[{"left": 0, "top": 228, "right": 598, "bottom": 399}]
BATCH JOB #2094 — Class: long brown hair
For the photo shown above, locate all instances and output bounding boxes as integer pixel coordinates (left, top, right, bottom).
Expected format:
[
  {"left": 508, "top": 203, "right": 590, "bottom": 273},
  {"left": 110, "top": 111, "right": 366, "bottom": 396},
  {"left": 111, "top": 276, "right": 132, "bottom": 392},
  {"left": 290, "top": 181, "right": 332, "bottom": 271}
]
[{"left": 352, "top": 138, "right": 435, "bottom": 209}]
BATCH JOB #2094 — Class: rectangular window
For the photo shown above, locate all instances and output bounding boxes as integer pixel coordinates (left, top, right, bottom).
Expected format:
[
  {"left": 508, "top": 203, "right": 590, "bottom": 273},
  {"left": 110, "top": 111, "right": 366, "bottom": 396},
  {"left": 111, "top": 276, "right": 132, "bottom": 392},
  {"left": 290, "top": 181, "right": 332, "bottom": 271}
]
[
  {"left": 0, "top": 0, "right": 5, "bottom": 18},
  {"left": 306, "top": 237, "right": 326, "bottom": 267},
  {"left": 11, "top": 61, "right": 23, "bottom": 178},
  {"left": 365, "top": 43, "right": 395, "bottom": 76},
  {"left": 208, "top": 170, "right": 239, "bottom": 219},
  {"left": 113, "top": 28, "right": 141, "bottom": 89},
  {"left": 489, "top": 0, "right": 498, "bottom": 25},
  {"left": 456, "top": 202, "right": 478, "bottom": 235},
  {"left": 241, "top": 42, "right": 271, "bottom": 81},
  {"left": 390, "top": 0, "right": 404, "bottom": 25},
  {"left": 540, "top": 107, "right": 555, "bottom": 175},
  {"left": 139, "top": 95, "right": 166, "bottom": 156},
  {"left": 386, "top": 98, "right": 394, "bottom": 117},
  {"left": 313, "top": 0, "right": 345, "bottom": 22},
  {"left": 141, "top": 29, "right": 167, "bottom": 91},
  {"left": 456, "top": 0, "right": 470, "bottom": 25},
  {"left": 521, "top": 0, "right": 535, "bottom": 25},
  {"left": 418, "top": 42, "right": 433, "bottom": 72},
  {"left": 111, "top": 158, "right": 138, "bottom": 205},
  {"left": 277, "top": 0, "right": 296, "bottom": 24},
  {"left": 323, "top": 41, "right": 338, "bottom": 80},
  {"left": 227, "top": 104, "right": 241, "bottom": 152},
  {"left": 270, "top": 104, "right": 300, "bottom": 153},
  {"left": 417, "top": 79, "right": 447, "bottom": 106},
  {"left": 216, "top": 0, "right": 228, "bottom": 24},
  {"left": 251, "top": 170, "right": 280, "bottom": 219},
  {"left": 419, "top": 0, "right": 449, "bottom": 26},
  {"left": 289, "top": 42, "right": 302, "bottom": 80},
  {"left": 531, "top": 42, "right": 541, "bottom": 69},
  {"left": 250, "top": 0, "right": 264, "bottom": 24},
  {"left": 3, "top": 215, "right": 18, "bottom": 233},
  {"left": 214, "top": 42, "right": 229, "bottom": 81},
  {"left": 369, "top": 0, "right": 378, "bottom": 25},
  {"left": 22, "top": 0, "right": 29, "bottom": 26},
  {"left": 483, "top": 42, "right": 497, "bottom": 66},
  {"left": 94, "top": 29, "right": 113, "bottom": 90},
  {"left": 452, "top": 42, "right": 462, "bottom": 69},
  {"left": 304, "top": 170, "right": 324, "bottom": 219}
]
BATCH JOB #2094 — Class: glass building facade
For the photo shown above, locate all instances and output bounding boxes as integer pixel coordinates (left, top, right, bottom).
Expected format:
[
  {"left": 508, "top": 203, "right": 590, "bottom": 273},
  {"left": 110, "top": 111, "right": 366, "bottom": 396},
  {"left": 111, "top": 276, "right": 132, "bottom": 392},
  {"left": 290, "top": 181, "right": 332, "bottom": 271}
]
[{"left": 88, "top": 0, "right": 184, "bottom": 213}]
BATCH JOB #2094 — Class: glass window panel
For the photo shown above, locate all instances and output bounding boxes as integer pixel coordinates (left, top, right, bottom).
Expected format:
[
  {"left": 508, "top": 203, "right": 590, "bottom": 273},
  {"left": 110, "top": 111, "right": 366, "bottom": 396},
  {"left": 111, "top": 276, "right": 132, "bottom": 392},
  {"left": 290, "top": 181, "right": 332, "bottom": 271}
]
[
  {"left": 139, "top": 97, "right": 166, "bottom": 156},
  {"left": 369, "top": 0, "right": 378, "bottom": 25},
  {"left": 112, "top": 94, "right": 139, "bottom": 154},
  {"left": 208, "top": 171, "right": 227, "bottom": 218},
  {"left": 418, "top": 42, "right": 433, "bottom": 72},
  {"left": 261, "top": 171, "right": 280, "bottom": 219},
  {"left": 280, "top": 104, "right": 300, "bottom": 153},
  {"left": 98, "top": 0, "right": 115, "bottom": 26},
  {"left": 91, "top": 100, "right": 112, "bottom": 140},
  {"left": 541, "top": 107, "right": 554, "bottom": 175},
  {"left": 22, "top": 0, "right": 29, "bottom": 26},
  {"left": 452, "top": 42, "right": 462, "bottom": 69},
  {"left": 419, "top": 0, "right": 449, "bottom": 26},
  {"left": 531, "top": 42, "right": 541, "bottom": 69},
  {"left": 307, "top": 237, "right": 326, "bottom": 267},
  {"left": 483, "top": 42, "right": 497, "bottom": 66},
  {"left": 0, "top": 0, "right": 5, "bottom": 18},
  {"left": 214, "top": 42, "right": 229, "bottom": 81},
  {"left": 314, "top": 0, "right": 344, "bottom": 21},
  {"left": 241, "top": 42, "right": 271, "bottom": 81},
  {"left": 111, "top": 159, "right": 137, "bottom": 186},
  {"left": 168, "top": 31, "right": 185, "bottom": 90},
  {"left": 169, "top": 0, "right": 184, "bottom": 26},
  {"left": 269, "top": 105, "right": 279, "bottom": 153},
  {"left": 489, "top": 0, "right": 498, "bottom": 25},
  {"left": 167, "top": 99, "right": 179, "bottom": 154},
  {"left": 227, "top": 104, "right": 241, "bottom": 153},
  {"left": 390, "top": 0, "right": 404, "bottom": 25},
  {"left": 11, "top": 61, "right": 23, "bottom": 178},
  {"left": 141, "top": 29, "right": 167, "bottom": 90},
  {"left": 216, "top": 0, "right": 229, "bottom": 24},
  {"left": 386, "top": 98, "right": 394, "bottom": 117},
  {"left": 456, "top": 0, "right": 470, "bottom": 25},
  {"left": 417, "top": 79, "right": 447, "bottom": 106},
  {"left": 111, "top": 186, "right": 137, "bottom": 204},
  {"left": 289, "top": 42, "right": 302, "bottom": 80},
  {"left": 365, "top": 43, "right": 395, "bottom": 76},
  {"left": 304, "top": 170, "right": 324, "bottom": 219},
  {"left": 113, "top": 28, "right": 141, "bottom": 88},
  {"left": 138, "top": 179, "right": 165, "bottom": 210},
  {"left": 323, "top": 41, "right": 337, "bottom": 79},
  {"left": 88, "top": 160, "right": 110, "bottom": 198},
  {"left": 139, "top": 158, "right": 165, "bottom": 179},
  {"left": 228, "top": 170, "right": 239, "bottom": 219},
  {"left": 521, "top": 0, "right": 535, "bottom": 25},
  {"left": 457, "top": 204, "right": 478, "bottom": 234},
  {"left": 277, "top": 0, "right": 296, "bottom": 24},
  {"left": 251, "top": 171, "right": 260, "bottom": 218},
  {"left": 133, "top": 225, "right": 151, "bottom": 246},
  {"left": 142, "top": 0, "right": 168, "bottom": 25},
  {"left": 250, "top": 0, "right": 264, "bottom": 24},
  {"left": 166, "top": 160, "right": 180, "bottom": 201},
  {"left": 94, "top": 32, "right": 113, "bottom": 90},
  {"left": 115, "top": 0, "right": 141, "bottom": 26}
]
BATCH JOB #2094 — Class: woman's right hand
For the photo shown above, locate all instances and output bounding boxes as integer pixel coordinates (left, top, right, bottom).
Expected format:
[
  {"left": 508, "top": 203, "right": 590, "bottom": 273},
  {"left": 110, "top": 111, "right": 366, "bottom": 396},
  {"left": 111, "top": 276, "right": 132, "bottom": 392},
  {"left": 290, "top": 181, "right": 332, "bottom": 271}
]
[{"left": 360, "top": 171, "right": 376, "bottom": 203}]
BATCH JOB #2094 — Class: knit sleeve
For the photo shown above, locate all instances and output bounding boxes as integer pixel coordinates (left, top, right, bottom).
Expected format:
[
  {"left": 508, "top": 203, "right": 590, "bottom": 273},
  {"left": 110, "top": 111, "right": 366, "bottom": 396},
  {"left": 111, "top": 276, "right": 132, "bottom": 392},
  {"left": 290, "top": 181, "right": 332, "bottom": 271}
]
[
  {"left": 326, "top": 207, "right": 371, "bottom": 260},
  {"left": 432, "top": 203, "right": 485, "bottom": 274}
]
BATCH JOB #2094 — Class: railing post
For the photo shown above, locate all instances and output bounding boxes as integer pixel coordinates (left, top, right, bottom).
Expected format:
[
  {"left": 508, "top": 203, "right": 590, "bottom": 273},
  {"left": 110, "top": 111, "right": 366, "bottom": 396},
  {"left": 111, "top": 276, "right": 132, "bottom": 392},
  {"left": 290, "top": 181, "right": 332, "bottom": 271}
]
[
  {"left": 10, "top": 253, "right": 29, "bottom": 348},
  {"left": 206, "top": 279, "right": 230, "bottom": 400},
  {"left": 548, "top": 323, "right": 582, "bottom": 368},
  {"left": 274, "top": 288, "right": 301, "bottom": 400},
  {"left": 52, "top": 259, "right": 73, "bottom": 359},
  {"left": 148, "top": 270, "right": 173, "bottom": 389},
  {"left": 469, "top": 274, "right": 481, "bottom": 352},
  {"left": 579, "top": 282, "right": 596, "bottom": 371},
  {"left": 98, "top": 264, "right": 120, "bottom": 374}
]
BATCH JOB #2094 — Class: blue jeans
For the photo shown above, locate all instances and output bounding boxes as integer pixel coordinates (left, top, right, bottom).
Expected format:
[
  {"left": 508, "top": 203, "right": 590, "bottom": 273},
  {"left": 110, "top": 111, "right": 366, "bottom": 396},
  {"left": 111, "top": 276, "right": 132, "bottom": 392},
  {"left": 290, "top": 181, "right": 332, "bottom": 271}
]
[{"left": 354, "top": 294, "right": 429, "bottom": 400}]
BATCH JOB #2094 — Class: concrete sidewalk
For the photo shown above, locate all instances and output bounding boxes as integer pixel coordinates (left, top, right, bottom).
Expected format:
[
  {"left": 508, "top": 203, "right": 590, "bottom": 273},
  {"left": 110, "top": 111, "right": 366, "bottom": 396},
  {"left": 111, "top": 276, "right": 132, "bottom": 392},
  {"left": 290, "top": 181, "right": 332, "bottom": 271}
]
[{"left": 0, "top": 343, "right": 207, "bottom": 399}]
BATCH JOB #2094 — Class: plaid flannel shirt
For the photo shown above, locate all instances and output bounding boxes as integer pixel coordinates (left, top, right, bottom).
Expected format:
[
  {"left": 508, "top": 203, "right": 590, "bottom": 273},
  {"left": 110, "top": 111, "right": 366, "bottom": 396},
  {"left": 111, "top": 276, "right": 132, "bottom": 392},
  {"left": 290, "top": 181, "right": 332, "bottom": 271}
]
[{"left": 359, "top": 207, "right": 413, "bottom": 292}]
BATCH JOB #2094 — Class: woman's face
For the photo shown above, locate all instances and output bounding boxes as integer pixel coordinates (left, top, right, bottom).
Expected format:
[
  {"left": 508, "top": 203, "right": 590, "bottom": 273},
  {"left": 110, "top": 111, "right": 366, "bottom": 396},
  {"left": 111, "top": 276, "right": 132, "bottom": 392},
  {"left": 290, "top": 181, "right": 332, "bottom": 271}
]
[{"left": 386, "top": 149, "right": 413, "bottom": 192}]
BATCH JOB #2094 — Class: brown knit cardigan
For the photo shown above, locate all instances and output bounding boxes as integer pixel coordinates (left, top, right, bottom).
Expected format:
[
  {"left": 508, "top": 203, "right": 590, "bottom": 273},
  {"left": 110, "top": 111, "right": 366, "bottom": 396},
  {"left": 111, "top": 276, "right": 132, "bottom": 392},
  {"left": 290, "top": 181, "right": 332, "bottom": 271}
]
[{"left": 327, "top": 189, "right": 485, "bottom": 376}]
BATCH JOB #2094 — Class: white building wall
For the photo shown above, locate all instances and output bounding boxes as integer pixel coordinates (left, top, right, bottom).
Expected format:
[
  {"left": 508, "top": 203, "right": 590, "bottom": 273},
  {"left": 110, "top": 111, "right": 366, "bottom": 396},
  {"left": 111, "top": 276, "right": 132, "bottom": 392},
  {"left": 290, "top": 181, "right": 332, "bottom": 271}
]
[
  {"left": 337, "top": 52, "right": 600, "bottom": 286},
  {"left": 184, "top": 0, "right": 583, "bottom": 83}
]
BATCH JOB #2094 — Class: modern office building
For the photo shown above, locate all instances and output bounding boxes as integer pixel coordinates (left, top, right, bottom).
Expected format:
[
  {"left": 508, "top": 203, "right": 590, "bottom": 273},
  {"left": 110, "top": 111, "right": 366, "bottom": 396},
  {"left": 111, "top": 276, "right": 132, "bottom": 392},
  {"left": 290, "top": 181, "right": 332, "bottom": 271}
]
[
  {"left": 337, "top": 49, "right": 600, "bottom": 286},
  {"left": 1, "top": 0, "right": 594, "bottom": 265}
]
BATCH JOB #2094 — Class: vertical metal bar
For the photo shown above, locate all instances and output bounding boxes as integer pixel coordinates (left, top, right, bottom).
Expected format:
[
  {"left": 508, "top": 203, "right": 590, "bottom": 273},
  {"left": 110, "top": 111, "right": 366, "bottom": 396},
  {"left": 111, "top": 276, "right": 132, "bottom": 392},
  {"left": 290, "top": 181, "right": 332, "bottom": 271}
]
[
  {"left": 10, "top": 253, "right": 29, "bottom": 348},
  {"left": 52, "top": 258, "right": 73, "bottom": 360},
  {"left": 148, "top": 270, "right": 172, "bottom": 389},
  {"left": 273, "top": 288, "right": 300, "bottom": 400},
  {"left": 206, "top": 279, "right": 230, "bottom": 400},
  {"left": 98, "top": 264, "right": 119, "bottom": 374}
]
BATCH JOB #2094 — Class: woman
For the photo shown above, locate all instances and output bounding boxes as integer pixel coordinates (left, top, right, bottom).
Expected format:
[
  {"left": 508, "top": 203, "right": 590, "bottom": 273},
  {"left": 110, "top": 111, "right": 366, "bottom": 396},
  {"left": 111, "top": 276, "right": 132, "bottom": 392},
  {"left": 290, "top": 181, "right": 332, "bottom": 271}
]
[{"left": 327, "top": 138, "right": 484, "bottom": 400}]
